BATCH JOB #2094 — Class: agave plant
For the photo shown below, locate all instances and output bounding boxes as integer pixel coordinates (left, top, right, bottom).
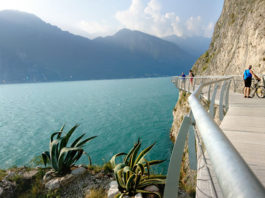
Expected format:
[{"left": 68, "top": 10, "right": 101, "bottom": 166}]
[
  {"left": 42, "top": 124, "right": 97, "bottom": 175},
  {"left": 110, "top": 139, "right": 166, "bottom": 198}
]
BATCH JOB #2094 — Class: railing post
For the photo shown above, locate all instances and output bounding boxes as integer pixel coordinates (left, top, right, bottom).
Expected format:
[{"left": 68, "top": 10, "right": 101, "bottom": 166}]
[
  {"left": 175, "top": 78, "right": 178, "bottom": 89},
  {"left": 189, "top": 92, "right": 265, "bottom": 198},
  {"left": 219, "top": 81, "right": 228, "bottom": 121},
  {"left": 209, "top": 83, "right": 219, "bottom": 118},
  {"left": 225, "top": 80, "right": 232, "bottom": 111},
  {"left": 163, "top": 116, "right": 191, "bottom": 198},
  {"left": 188, "top": 111, "right": 197, "bottom": 170},
  {"left": 193, "top": 78, "right": 196, "bottom": 91},
  {"left": 188, "top": 125, "right": 197, "bottom": 170},
  {"left": 188, "top": 79, "right": 190, "bottom": 92},
  {"left": 208, "top": 84, "right": 212, "bottom": 101}
]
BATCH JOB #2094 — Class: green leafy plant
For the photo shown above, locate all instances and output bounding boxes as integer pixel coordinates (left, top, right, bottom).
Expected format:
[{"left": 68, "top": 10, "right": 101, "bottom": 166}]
[
  {"left": 110, "top": 139, "right": 166, "bottom": 198},
  {"left": 42, "top": 124, "right": 97, "bottom": 175}
]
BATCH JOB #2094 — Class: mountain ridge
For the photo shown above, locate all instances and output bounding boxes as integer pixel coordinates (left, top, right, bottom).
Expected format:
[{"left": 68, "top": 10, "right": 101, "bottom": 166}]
[{"left": 0, "top": 10, "right": 195, "bottom": 83}]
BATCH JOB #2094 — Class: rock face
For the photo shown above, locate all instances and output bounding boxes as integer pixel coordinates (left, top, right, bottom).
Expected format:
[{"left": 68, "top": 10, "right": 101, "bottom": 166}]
[
  {"left": 193, "top": 0, "right": 265, "bottom": 76},
  {"left": 169, "top": 91, "right": 196, "bottom": 195},
  {"left": 170, "top": 0, "right": 265, "bottom": 196}
]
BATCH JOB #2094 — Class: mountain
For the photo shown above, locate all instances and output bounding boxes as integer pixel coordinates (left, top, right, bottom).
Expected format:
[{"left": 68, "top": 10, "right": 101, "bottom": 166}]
[
  {"left": 192, "top": 0, "right": 265, "bottom": 76},
  {"left": 0, "top": 10, "right": 194, "bottom": 83},
  {"left": 163, "top": 35, "right": 211, "bottom": 59}
]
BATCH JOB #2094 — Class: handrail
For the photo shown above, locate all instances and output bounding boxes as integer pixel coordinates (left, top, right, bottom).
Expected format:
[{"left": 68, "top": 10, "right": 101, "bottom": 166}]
[
  {"left": 189, "top": 77, "right": 265, "bottom": 198},
  {"left": 164, "top": 76, "right": 265, "bottom": 198}
]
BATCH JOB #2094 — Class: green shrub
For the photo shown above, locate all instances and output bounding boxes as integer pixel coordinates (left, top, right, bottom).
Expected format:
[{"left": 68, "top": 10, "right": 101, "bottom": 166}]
[
  {"left": 110, "top": 139, "right": 166, "bottom": 198},
  {"left": 0, "top": 169, "right": 7, "bottom": 180},
  {"left": 42, "top": 124, "right": 97, "bottom": 175},
  {"left": 103, "top": 162, "right": 113, "bottom": 174}
]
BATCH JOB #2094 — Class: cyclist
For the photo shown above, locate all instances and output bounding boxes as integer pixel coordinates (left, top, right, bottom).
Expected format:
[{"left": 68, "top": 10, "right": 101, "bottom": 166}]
[{"left": 243, "top": 65, "right": 261, "bottom": 98}]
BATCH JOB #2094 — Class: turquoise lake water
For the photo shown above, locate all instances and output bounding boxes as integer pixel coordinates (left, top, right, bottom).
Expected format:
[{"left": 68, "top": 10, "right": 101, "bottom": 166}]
[{"left": 0, "top": 77, "right": 178, "bottom": 173}]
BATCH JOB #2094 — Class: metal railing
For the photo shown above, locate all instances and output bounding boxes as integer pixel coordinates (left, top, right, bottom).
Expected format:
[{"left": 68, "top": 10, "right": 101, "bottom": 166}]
[{"left": 164, "top": 76, "right": 265, "bottom": 198}]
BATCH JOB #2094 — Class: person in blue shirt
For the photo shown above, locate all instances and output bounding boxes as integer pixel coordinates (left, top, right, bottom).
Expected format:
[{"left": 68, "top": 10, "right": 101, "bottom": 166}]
[
  {"left": 243, "top": 65, "right": 260, "bottom": 98},
  {"left": 180, "top": 72, "right": 186, "bottom": 89}
]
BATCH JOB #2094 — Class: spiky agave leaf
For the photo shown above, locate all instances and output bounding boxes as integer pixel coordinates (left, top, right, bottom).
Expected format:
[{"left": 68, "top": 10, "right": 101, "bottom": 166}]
[
  {"left": 57, "top": 147, "right": 83, "bottom": 173},
  {"left": 50, "top": 124, "right": 66, "bottom": 142},
  {"left": 144, "top": 159, "right": 165, "bottom": 166},
  {"left": 70, "top": 133, "right": 85, "bottom": 147},
  {"left": 59, "top": 124, "right": 79, "bottom": 151},
  {"left": 112, "top": 140, "right": 166, "bottom": 197},
  {"left": 83, "top": 151, "right": 92, "bottom": 166},
  {"left": 144, "top": 159, "right": 150, "bottom": 177},
  {"left": 64, "top": 149, "right": 83, "bottom": 167},
  {"left": 114, "top": 193, "right": 122, "bottom": 198},
  {"left": 57, "top": 124, "right": 65, "bottom": 139},
  {"left": 129, "top": 141, "right": 141, "bottom": 168},
  {"left": 64, "top": 135, "right": 97, "bottom": 166},
  {"left": 110, "top": 153, "right": 127, "bottom": 168},
  {"left": 126, "top": 174, "right": 136, "bottom": 192},
  {"left": 123, "top": 166, "right": 133, "bottom": 185},
  {"left": 114, "top": 163, "right": 126, "bottom": 174},
  {"left": 124, "top": 138, "right": 141, "bottom": 164},
  {"left": 137, "top": 178, "right": 165, "bottom": 188},
  {"left": 49, "top": 139, "right": 61, "bottom": 171},
  {"left": 64, "top": 133, "right": 85, "bottom": 163},
  {"left": 133, "top": 163, "right": 145, "bottom": 175},
  {"left": 116, "top": 169, "right": 126, "bottom": 191},
  {"left": 142, "top": 175, "right": 166, "bottom": 179},
  {"left": 42, "top": 151, "right": 50, "bottom": 166},
  {"left": 134, "top": 143, "right": 155, "bottom": 166},
  {"left": 114, "top": 192, "right": 128, "bottom": 198},
  {"left": 134, "top": 173, "right": 142, "bottom": 188},
  {"left": 76, "top": 135, "right": 97, "bottom": 147},
  {"left": 50, "top": 132, "right": 62, "bottom": 142}
]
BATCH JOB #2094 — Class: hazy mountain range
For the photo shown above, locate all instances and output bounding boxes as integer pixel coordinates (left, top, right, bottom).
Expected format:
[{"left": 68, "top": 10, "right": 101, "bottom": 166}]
[
  {"left": 163, "top": 35, "right": 211, "bottom": 59},
  {"left": 0, "top": 10, "right": 209, "bottom": 83}
]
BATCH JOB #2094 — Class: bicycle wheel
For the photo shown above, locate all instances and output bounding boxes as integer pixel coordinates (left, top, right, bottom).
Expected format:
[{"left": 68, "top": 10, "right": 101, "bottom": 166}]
[
  {"left": 250, "top": 86, "right": 256, "bottom": 98},
  {"left": 256, "top": 86, "right": 265, "bottom": 98}
]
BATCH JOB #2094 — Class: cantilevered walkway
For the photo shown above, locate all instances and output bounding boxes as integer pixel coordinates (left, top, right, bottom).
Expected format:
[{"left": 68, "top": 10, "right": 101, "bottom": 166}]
[
  {"left": 164, "top": 76, "right": 265, "bottom": 198},
  {"left": 197, "top": 91, "right": 265, "bottom": 198}
]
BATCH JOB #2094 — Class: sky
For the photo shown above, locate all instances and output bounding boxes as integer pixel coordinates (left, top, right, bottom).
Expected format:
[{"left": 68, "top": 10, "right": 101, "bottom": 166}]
[{"left": 0, "top": 0, "right": 224, "bottom": 39}]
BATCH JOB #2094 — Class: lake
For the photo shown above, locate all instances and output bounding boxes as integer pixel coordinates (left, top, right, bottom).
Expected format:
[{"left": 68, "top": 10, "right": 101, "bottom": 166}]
[{"left": 0, "top": 77, "right": 178, "bottom": 173}]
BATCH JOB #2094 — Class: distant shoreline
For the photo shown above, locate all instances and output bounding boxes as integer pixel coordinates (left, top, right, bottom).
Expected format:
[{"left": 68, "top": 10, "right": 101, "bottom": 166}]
[{"left": 0, "top": 75, "right": 175, "bottom": 86}]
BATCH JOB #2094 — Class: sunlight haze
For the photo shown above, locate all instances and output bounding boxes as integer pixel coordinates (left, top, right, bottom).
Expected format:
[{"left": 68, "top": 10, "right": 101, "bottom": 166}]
[{"left": 0, "top": 0, "right": 223, "bottom": 39}]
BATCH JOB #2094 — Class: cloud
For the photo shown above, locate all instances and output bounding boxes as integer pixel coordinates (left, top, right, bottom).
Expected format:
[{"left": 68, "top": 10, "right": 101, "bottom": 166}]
[
  {"left": 115, "top": 0, "right": 213, "bottom": 38},
  {"left": 204, "top": 22, "right": 214, "bottom": 38},
  {"left": 185, "top": 16, "right": 214, "bottom": 38},
  {"left": 77, "top": 20, "right": 116, "bottom": 38},
  {"left": 76, "top": 0, "right": 215, "bottom": 39},
  {"left": 115, "top": 0, "right": 183, "bottom": 37}
]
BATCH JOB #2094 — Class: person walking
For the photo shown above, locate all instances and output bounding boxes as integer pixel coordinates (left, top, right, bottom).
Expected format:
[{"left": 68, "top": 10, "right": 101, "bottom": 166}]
[
  {"left": 243, "top": 65, "right": 260, "bottom": 98},
  {"left": 189, "top": 70, "right": 194, "bottom": 84},
  {"left": 180, "top": 72, "right": 186, "bottom": 89}
]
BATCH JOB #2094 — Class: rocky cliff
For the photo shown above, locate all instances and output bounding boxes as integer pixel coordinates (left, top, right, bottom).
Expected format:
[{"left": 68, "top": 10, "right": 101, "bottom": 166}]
[
  {"left": 193, "top": 0, "right": 265, "bottom": 75},
  {"left": 169, "top": 0, "right": 265, "bottom": 195}
]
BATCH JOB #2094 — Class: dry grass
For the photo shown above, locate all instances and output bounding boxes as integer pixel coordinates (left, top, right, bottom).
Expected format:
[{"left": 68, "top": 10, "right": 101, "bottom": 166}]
[
  {"left": 0, "top": 169, "right": 7, "bottom": 180},
  {"left": 85, "top": 188, "right": 107, "bottom": 198}
]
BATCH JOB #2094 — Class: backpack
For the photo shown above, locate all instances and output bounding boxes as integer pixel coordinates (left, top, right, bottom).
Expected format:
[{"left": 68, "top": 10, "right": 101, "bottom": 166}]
[{"left": 244, "top": 69, "right": 252, "bottom": 80}]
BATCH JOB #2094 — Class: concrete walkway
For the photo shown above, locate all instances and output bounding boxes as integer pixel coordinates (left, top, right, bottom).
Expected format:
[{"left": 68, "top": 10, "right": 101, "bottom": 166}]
[
  {"left": 196, "top": 91, "right": 265, "bottom": 197},
  {"left": 220, "top": 92, "right": 265, "bottom": 185}
]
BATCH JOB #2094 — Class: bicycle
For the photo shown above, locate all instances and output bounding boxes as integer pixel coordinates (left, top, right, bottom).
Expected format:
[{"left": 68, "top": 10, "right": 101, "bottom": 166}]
[{"left": 243, "top": 78, "right": 265, "bottom": 98}]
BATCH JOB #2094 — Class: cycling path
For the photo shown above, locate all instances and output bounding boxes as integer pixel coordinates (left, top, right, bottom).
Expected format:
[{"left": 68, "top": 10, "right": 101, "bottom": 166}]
[
  {"left": 220, "top": 92, "right": 265, "bottom": 185},
  {"left": 196, "top": 90, "right": 265, "bottom": 197}
]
